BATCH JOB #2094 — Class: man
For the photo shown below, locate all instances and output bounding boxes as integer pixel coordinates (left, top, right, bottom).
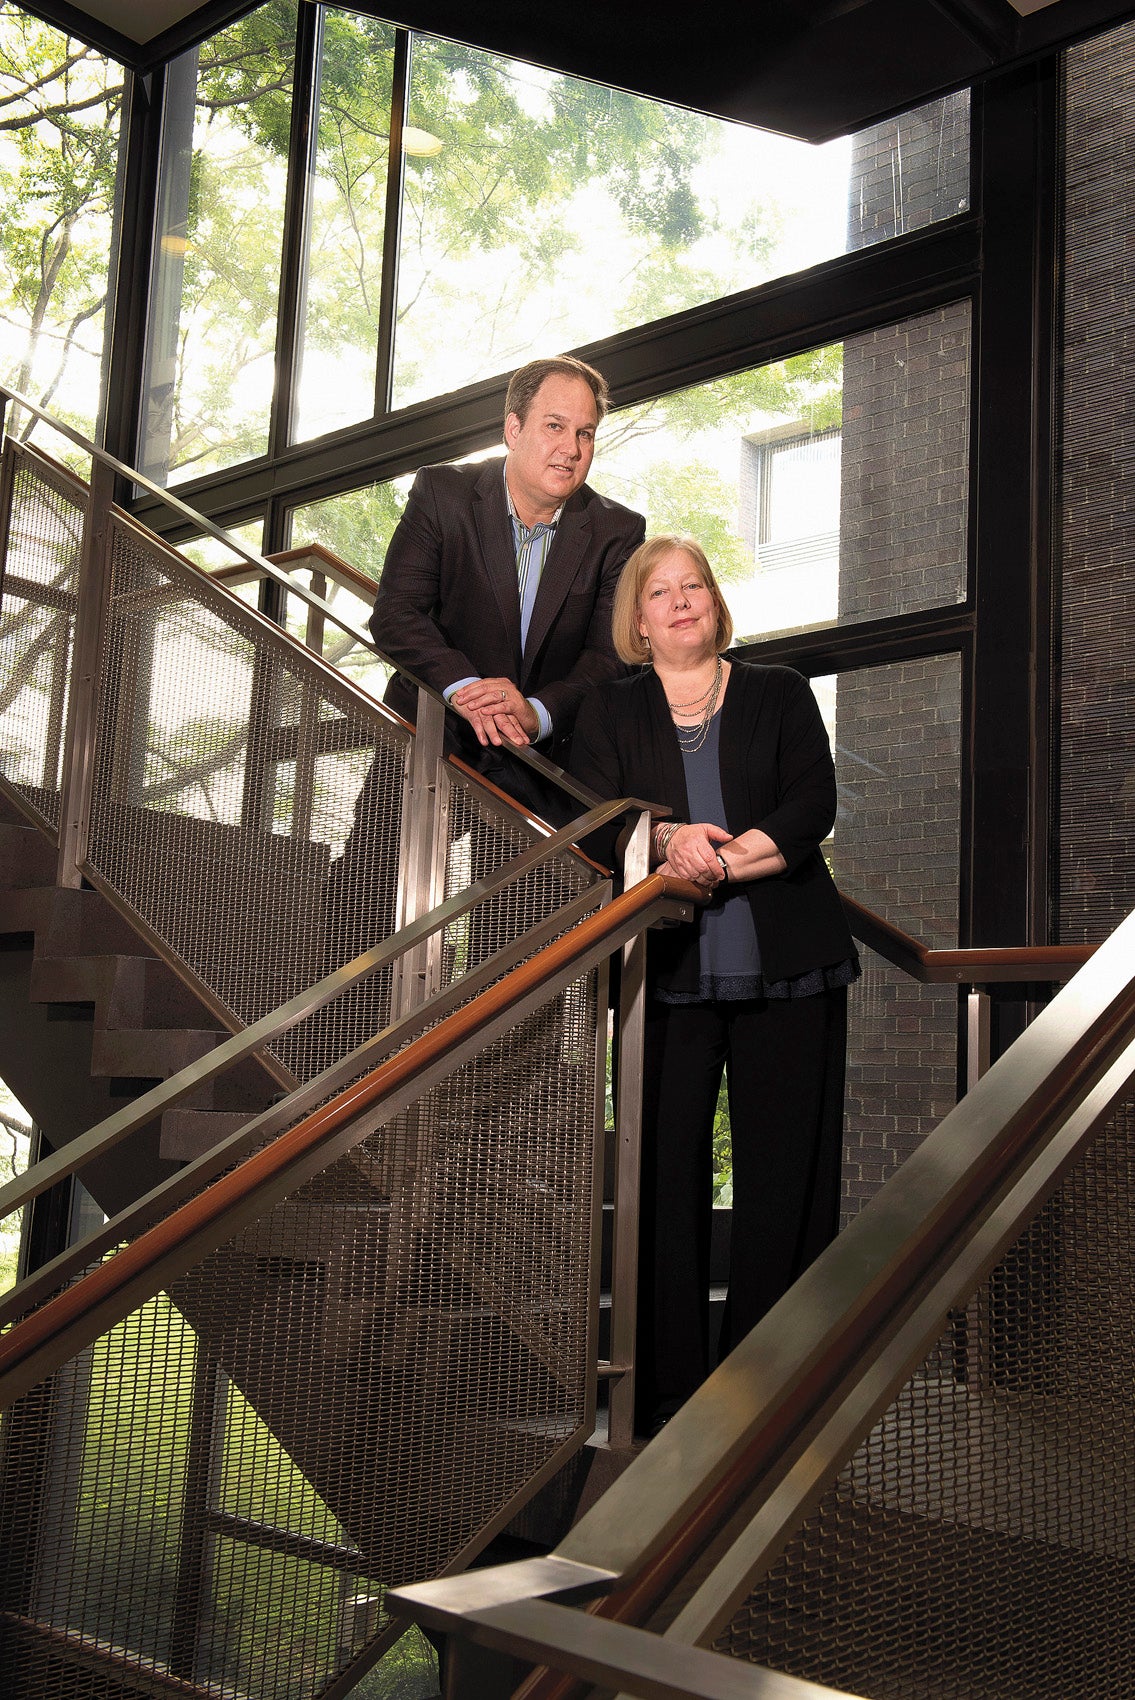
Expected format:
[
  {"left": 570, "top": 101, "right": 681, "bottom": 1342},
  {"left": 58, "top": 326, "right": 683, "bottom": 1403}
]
[{"left": 371, "top": 354, "right": 645, "bottom": 809}]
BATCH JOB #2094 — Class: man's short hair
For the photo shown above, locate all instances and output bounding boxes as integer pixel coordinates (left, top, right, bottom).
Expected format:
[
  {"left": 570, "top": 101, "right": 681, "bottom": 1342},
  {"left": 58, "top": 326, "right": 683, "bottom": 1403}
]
[
  {"left": 505, "top": 356, "right": 610, "bottom": 427},
  {"left": 611, "top": 533, "right": 734, "bottom": 665}
]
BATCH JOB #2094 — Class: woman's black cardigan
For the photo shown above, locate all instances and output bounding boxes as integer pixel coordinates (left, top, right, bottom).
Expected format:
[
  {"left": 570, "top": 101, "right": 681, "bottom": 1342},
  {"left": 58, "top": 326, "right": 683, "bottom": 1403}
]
[{"left": 570, "top": 661, "right": 856, "bottom": 994}]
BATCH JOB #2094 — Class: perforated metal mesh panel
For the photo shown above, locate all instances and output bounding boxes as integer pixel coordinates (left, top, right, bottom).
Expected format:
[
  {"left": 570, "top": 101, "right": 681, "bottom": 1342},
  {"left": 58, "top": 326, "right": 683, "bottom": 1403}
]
[
  {"left": 74, "top": 511, "right": 400, "bottom": 1085},
  {"left": 717, "top": 1105, "right": 1135, "bottom": 1699},
  {"left": 0, "top": 446, "right": 609, "bottom": 1696},
  {"left": 0, "top": 966, "right": 601, "bottom": 1698},
  {"left": 0, "top": 447, "right": 85, "bottom": 830},
  {"left": 440, "top": 770, "right": 596, "bottom": 985},
  {"left": 67, "top": 511, "right": 598, "bottom": 1089}
]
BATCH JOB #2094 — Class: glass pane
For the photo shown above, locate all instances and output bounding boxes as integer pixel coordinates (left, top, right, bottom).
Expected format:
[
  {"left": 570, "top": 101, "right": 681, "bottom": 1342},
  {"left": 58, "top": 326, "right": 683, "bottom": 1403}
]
[
  {"left": 847, "top": 92, "right": 970, "bottom": 250},
  {"left": 0, "top": 1077, "right": 32, "bottom": 1298},
  {"left": 289, "top": 475, "right": 416, "bottom": 699},
  {"left": 180, "top": 519, "right": 266, "bottom": 608},
  {"left": 392, "top": 34, "right": 968, "bottom": 411},
  {"left": 826, "top": 656, "right": 962, "bottom": 947},
  {"left": 0, "top": 12, "right": 123, "bottom": 445},
  {"left": 595, "top": 301, "right": 970, "bottom": 642},
  {"left": 825, "top": 655, "right": 963, "bottom": 1217},
  {"left": 292, "top": 9, "right": 397, "bottom": 441},
  {"left": 141, "top": 1, "right": 298, "bottom": 487},
  {"left": 278, "top": 559, "right": 378, "bottom": 678}
]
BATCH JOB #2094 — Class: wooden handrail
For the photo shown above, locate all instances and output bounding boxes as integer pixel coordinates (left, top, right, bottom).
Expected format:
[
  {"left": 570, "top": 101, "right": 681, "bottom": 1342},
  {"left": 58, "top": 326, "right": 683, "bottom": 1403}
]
[
  {"left": 395, "top": 903, "right": 1135, "bottom": 1700},
  {"left": 0, "top": 872, "right": 701, "bottom": 1402},
  {"left": 266, "top": 541, "right": 379, "bottom": 596},
  {"left": 209, "top": 541, "right": 380, "bottom": 601},
  {"left": 841, "top": 893, "right": 1094, "bottom": 983}
]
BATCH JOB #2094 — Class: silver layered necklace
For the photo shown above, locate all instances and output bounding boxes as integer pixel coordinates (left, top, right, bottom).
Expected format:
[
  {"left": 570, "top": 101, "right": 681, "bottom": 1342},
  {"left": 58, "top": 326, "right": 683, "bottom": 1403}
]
[{"left": 667, "top": 655, "right": 723, "bottom": 754}]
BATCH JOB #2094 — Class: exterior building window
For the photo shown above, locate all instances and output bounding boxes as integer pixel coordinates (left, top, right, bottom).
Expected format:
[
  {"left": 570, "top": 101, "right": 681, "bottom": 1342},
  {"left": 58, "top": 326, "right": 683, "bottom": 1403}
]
[
  {"left": 140, "top": 1, "right": 299, "bottom": 485},
  {"left": 594, "top": 302, "right": 970, "bottom": 645},
  {"left": 0, "top": 9, "right": 123, "bottom": 447},
  {"left": 739, "top": 426, "right": 842, "bottom": 637},
  {"left": 135, "top": 4, "right": 969, "bottom": 483}
]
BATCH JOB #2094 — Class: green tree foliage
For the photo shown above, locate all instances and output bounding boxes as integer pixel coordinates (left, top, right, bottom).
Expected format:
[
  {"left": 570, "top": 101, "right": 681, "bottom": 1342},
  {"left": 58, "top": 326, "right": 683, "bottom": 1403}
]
[
  {"left": 147, "top": 0, "right": 299, "bottom": 477},
  {"left": 0, "top": 1078, "right": 31, "bottom": 1297},
  {"left": 0, "top": 4, "right": 122, "bottom": 436},
  {"left": 0, "top": 0, "right": 843, "bottom": 569},
  {"left": 633, "top": 459, "right": 755, "bottom": 579},
  {"left": 594, "top": 347, "right": 844, "bottom": 593}
]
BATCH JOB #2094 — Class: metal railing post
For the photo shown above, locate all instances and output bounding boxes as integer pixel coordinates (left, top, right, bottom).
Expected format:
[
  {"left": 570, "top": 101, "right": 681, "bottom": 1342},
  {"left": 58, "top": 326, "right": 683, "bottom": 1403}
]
[
  {"left": 56, "top": 456, "right": 117, "bottom": 888},
  {"left": 606, "top": 807, "right": 652, "bottom": 1450},
  {"left": 304, "top": 567, "right": 327, "bottom": 656},
  {"left": 966, "top": 984, "right": 992, "bottom": 1092},
  {"left": 391, "top": 684, "right": 448, "bottom": 1018}
]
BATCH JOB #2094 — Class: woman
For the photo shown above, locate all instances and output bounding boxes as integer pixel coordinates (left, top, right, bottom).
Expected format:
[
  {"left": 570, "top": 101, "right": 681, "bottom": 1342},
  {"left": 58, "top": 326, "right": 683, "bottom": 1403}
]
[{"left": 571, "top": 534, "right": 858, "bottom": 1433}]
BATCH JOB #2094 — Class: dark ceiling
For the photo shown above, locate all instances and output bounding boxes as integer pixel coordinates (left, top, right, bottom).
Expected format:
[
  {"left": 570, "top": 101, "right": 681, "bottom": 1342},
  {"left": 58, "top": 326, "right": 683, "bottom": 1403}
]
[{"left": 26, "top": 0, "right": 1135, "bottom": 138}]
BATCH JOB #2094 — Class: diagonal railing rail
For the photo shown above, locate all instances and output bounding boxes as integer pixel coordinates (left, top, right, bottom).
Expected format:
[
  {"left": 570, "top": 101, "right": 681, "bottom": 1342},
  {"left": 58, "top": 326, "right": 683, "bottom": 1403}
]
[
  {"left": 0, "top": 797, "right": 637, "bottom": 1239},
  {"left": 0, "top": 869, "right": 702, "bottom": 1409},
  {"left": 0, "top": 870, "right": 700, "bottom": 1700},
  {"left": 390, "top": 903, "right": 1135, "bottom": 1700},
  {"left": 0, "top": 381, "right": 690, "bottom": 1698},
  {"left": 0, "top": 380, "right": 1109, "bottom": 1700}
]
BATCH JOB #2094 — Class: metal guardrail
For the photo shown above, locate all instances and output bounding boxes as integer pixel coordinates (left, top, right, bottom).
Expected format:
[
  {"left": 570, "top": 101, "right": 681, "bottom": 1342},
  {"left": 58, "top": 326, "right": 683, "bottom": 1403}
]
[
  {"left": 0, "top": 381, "right": 601, "bottom": 818},
  {"left": 0, "top": 796, "right": 644, "bottom": 1234},
  {"left": 0, "top": 867, "right": 702, "bottom": 1409},
  {"left": 0, "top": 870, "right": 700, "bottom": 1700},
  {"left": 0, "top": 384, "right": 691, "bottom": 1699},
  {"left": 1, "top": 379, "right": 1115, "bottom": 1700},
  {"left": 390, "top": 904, "right": 1135, "bottom": 1700}
]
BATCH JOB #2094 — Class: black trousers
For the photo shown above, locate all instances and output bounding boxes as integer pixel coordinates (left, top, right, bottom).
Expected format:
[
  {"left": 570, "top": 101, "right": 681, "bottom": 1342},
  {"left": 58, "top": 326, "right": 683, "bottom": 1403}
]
[{"left": 635, "top": 988, "right": 848, "bottom": 1428}]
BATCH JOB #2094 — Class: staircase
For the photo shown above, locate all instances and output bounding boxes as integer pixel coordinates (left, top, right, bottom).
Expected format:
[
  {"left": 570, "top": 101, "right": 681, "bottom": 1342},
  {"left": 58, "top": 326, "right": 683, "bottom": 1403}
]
[
  {"left": 0, "top": 793, "right": 280, "bottom": 1219},
  {"left": 0, "top": 419, "right": 629, "bottom": 1700}
]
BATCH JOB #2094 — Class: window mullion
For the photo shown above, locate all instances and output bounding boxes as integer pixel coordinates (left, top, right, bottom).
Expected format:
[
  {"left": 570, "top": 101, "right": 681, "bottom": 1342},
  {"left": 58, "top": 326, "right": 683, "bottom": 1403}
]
[
  {"left": 373, "top": 27, "right": 411, "bottom": 418},
  {"left": 268, "top": 0, "right": 325, "bottom": 462}
]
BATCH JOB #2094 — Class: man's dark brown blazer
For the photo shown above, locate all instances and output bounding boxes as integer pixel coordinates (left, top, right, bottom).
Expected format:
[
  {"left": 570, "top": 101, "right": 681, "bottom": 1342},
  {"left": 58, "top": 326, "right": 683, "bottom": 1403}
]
[{"left": 370, "top": 458, "right": 645, "bottom": 765}]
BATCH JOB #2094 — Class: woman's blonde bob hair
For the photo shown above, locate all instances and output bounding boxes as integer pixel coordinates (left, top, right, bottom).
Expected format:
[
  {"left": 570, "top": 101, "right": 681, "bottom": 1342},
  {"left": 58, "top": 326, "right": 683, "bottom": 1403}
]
[{"left": 611, "top": 533, "right": 734, "bottom": 665}]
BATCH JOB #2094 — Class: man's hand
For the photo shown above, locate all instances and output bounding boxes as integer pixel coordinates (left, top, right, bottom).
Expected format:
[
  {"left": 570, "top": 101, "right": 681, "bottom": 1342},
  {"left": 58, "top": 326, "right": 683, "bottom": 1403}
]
[{"left": 451, "top": 678, "right": 540, "bottom": 747}]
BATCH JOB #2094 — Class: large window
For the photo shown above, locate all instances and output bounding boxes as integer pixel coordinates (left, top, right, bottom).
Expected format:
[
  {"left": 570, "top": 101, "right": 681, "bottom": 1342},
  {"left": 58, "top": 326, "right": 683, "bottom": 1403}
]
[
  {"left": 0, "top": 5, "right": 123, "bottom": 444},
  {"left": 288, "top": 302, "right": 970, "bottom": 654},
  {"left": 585, "top": 303, "right": 971, "bottom": 645},
  {"left": 391, "top": 78, "right": 967, "bottom": 416},
  {"left": 293, "top": 7, "right": 397, "bottom": 440},
  {"left": 140, "top": 1, "right": 299, "bottom": 484},
  {"left": 139, "top": 2, "right": 969, "bottom": 486}
]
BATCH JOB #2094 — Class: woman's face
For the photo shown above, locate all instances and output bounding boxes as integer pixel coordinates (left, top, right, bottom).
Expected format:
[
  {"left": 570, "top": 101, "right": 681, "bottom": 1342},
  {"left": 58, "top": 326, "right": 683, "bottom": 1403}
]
[{"left": 637, "top": 548, "right": 718, "bottom": 664}]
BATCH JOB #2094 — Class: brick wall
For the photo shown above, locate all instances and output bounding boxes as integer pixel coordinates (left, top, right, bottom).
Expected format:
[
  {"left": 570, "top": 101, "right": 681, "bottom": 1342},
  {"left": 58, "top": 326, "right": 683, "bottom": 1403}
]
[
  {"left": 832, "top": 303, "right": 970, "bottom": 1217},
  {"left": 847, "top": 91, "right": 971, "bottom": 252},
  {"left": 831, "top": 654, "right": 962, "bottom": 1219},
  {"left": 836, "top": 305, "right": 969, "bottom": 625},
  {"left": 1060, "top": 24, "right": 1135, "bottom": 944}
]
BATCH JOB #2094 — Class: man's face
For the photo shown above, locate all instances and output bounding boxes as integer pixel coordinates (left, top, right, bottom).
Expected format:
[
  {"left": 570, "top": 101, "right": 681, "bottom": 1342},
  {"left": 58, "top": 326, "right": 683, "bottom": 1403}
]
[{"left": 504, "top": 374, "right": 598, "bottom": 525}]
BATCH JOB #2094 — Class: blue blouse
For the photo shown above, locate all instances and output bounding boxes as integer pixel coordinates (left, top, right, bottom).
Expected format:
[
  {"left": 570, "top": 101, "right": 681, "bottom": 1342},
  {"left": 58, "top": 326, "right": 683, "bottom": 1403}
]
[{"left": 655, "top": 712, "right": 858, "bottom": 1005}]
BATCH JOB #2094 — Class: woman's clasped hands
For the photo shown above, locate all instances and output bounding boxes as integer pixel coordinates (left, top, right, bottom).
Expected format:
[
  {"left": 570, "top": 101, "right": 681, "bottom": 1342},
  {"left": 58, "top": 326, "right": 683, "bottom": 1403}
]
[{"left": 656, "top": 819, "right": 732, "bottom": 889}]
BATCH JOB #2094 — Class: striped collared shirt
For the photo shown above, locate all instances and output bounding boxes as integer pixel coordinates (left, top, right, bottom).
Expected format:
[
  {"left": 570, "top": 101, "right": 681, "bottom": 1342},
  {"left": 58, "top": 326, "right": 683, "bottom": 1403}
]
[{"left": 505, "top": 469, "right": 562, "bottom": 651}]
